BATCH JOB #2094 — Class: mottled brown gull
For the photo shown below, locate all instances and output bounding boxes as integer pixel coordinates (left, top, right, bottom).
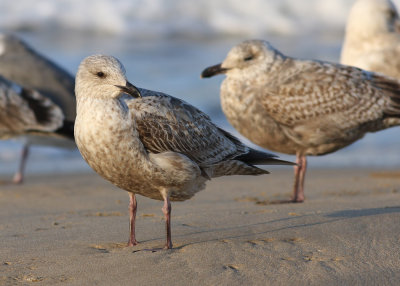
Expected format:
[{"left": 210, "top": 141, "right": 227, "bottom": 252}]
[
  {"left": 0, "top": 75, "right": 73, "bottom": 143},
  {"left": 201, "top": 39, "right": 400, "bottom": 202},
  {"left": 0, "top": 34, "right": 76, "bottom": 183},
  {"left": 341, "top": 0, "right": 400, "bottom": 78},
  {"left": 74, "top": 54, "right": 293, "bottom": 249}
]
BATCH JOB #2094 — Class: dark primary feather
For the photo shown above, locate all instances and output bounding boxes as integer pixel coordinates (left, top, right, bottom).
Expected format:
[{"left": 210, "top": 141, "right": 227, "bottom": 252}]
[
  {"left": 216, "top": 127, "right": 292, "bottom": 165},
  {"left": 19, "top": 88, "right": 55, "bottom": 125},
  {"left": 54, "top": 120, "right": 75, "bottom": 139},
  {"left": 235, "top": 148, "right": 293, "bottom": 166}
]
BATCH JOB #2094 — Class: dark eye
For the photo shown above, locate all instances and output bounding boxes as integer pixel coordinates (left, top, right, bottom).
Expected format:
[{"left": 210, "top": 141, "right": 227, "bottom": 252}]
[
  {"left": 97, "top": 71, "right": 105, "bottom": 78},
  {"left": 244, "top": 56, "right": 253, "bottom": 61}
]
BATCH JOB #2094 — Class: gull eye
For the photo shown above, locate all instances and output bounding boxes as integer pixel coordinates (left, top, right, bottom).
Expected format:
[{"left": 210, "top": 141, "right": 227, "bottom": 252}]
[
  {"left": 97, "top": 71, "right": 105, "bottom": 78},
  {"left": 244, "top": 56, "right": 253, "bottom": 61}
]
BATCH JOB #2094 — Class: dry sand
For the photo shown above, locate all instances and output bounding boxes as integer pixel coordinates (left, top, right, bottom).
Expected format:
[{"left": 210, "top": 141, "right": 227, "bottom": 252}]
[{"left": 0, "top": 168, "right": 399, "bottom": 285}]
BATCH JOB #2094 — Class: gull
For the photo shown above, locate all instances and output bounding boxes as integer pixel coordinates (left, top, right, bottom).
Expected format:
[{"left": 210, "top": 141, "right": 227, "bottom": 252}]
[
  {"left": 201, "top": 39, "right": 400, "bottom": 202},
  {"left": 0, "top": 34, "right": 76, "bottom": 183},
  {"left": 341, "top": 0, "right": 400, "bottom": 78},
  {"left": 74, "top": 54, "right": 293, "bottom": 249},
  {"left": 0, "top": 75, "right": 73, "bottom": 148}
]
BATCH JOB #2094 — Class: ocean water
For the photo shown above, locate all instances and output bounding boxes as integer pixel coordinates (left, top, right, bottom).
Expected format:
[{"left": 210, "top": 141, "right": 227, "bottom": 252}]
[{"left": 0, "top": 0, "right": 399, "bottom": 175}]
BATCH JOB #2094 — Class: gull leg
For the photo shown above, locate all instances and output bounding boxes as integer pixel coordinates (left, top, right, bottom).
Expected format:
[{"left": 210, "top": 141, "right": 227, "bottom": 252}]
[
  {"left": 292, "top": 154, "right": 306, "bottom": 203},
  {"left": 161, "top": 193, "right": 172, "bottom": 249},
  {"left": 127, "top": 193, "right": 139, "bottom": 246},
  {"left": 297, "top": 156, "right": 307, "bottom": 202},
  {"left": 12, "top": 143, "right": 30, "bottom": 184}
]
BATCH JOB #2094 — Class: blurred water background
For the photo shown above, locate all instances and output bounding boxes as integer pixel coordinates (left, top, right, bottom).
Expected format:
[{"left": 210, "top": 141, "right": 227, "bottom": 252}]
[{"left": 0, "top": 0, "right": 399, "bottom": 175}]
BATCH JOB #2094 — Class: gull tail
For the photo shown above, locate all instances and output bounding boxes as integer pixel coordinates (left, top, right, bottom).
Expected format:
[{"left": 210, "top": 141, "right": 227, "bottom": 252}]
[
  {"left": 18, "top": 87, "right": 65, "bottom": 132},
  {"left": 18, "top": 88, "right": 74, "bottom": 140},
  {"left": 371, "top": 74, "right": 400, "bottom": 125},
  {"left": 54, "top": 120, "right": 75, "bottom": 140},
  {"left": 235, "top": 148, "right": 295, "bottom": 166},
  {"left": 210, "top": 148, "right": 295, "bottom": 177}
]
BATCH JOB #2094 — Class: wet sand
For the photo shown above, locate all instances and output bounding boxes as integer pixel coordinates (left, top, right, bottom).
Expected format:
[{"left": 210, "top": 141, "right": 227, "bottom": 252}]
[{"left": 0, "top": 168, "right": 399, "bottom": 285}]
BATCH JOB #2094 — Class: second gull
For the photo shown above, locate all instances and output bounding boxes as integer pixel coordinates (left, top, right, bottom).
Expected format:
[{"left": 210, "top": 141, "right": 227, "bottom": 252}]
[{"left": 202, "top": 39, "right": 400, "bottom": 202}]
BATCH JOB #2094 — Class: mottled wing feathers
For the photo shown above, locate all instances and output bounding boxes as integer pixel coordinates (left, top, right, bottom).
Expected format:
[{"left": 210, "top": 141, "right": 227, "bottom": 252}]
[
  {"left": 0, "top": 76, "right": 64, "bottom": 137},
  {"left": 262, "top": 60, "right": 393, "bottom": 128},
  {"left": 129, "top": 89, "right": 246, "bottom": 166}
]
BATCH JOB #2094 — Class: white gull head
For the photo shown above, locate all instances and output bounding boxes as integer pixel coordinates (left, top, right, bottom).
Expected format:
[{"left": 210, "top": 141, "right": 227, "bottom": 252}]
[
  {"left": 201, "top": 40, "right": 285, "bottom": 79},
  {"left": 75, "top": 54, "right": 140, "bottom": 100},
  {"left": 345, "top": 0, "right": 400, "bottom": 37}
]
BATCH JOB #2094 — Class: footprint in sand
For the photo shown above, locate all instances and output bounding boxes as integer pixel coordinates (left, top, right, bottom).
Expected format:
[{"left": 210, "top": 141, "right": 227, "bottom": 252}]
[
  {"left": 223, "top": 264, "right": 241, "bottom": 273},
  {"left": 90, "top": 242, "right": 127, "bottom": 253}
]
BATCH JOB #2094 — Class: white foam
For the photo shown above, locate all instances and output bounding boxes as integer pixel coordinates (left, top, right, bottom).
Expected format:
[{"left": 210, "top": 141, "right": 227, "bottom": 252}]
[{"left": 0, "top": 0, "right": 388, "bottom": 37}]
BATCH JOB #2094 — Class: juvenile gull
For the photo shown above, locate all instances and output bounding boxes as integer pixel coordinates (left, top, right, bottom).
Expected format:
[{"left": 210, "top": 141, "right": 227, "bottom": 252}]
[
  {"left": 0, "top": 75, "right": 73, "bottom": 143},
  {"left": 341, "top": 0, "right": 400, "bottom": 78},
  {"left": 202, "top": 39, "right": 400, "bottom": 202},
  {"left": 0, "top": 34, "right": 76, "bottom": 183},
  {"left": 74, "top": 55, "right": 293, "bottom": 249}
]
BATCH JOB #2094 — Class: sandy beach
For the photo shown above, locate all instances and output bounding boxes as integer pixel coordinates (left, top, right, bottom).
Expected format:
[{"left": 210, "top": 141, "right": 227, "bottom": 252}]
[{"left": 0, "top": 168, "right": 399, "bottom": 285}]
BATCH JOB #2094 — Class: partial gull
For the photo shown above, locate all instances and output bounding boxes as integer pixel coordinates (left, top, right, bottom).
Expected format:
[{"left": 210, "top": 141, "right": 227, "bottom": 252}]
[
  {"left": 74, "top": 55, "right": 293, "bottom": 249},
  {"left": 202, "top": 39, "right": 400, "bottom": 202},
  {"left": 341, "top": 0, "right": 400, "bottom": 78},
  {"left": 0, "top": 75, "right": 73, "bottom": 145},
  {"left": 0, "top": 34, "right": 76, "bottom": 183}
]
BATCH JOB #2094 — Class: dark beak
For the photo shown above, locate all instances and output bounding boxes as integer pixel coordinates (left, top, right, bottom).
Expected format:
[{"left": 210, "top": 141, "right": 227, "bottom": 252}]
[
  {"left": 115, "top": 81, "right": 141, "bottom": 98},
  {"left": 201, "top": 63, "right": 228, "bottom": 78}
]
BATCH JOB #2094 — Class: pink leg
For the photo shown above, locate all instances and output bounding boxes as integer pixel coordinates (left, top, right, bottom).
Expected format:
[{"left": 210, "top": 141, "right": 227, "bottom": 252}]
[
  {"left": 292, "top": 154, "right": 306, "bottom": 203},
  {"left": 298, "top": 156, "right": 307, "bottom": 201},
  {"left": 127, "top": 193, "right": 139, "bottom": 246},
  {"left": 162, "top": 195, "right": 172, "bottom": 249},
  {"left": 12, "top": 143, "right": 30, "bottom": 184}
]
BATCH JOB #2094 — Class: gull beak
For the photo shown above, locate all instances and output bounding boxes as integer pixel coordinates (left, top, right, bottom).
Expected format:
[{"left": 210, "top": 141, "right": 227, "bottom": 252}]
[
  {"left": 115, "top": 81, "right": 141, "bottom": 98},
  {"left": 201, "top": 63, "right": 228, "bottom": 78}
]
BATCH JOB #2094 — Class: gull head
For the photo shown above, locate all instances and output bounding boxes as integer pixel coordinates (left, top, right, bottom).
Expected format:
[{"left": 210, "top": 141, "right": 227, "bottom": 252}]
[
  {"left": 201, "top": 40, "right": 282, "bottom": 78},
  {"left": 346, "top": 0, "right": 400, "bottom": 36},
  {"left": 75, "top": 54, "right": 141, "bottom": 100}
]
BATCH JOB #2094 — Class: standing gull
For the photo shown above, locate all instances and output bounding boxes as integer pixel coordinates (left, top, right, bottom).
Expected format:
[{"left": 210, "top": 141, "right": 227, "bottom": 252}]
[
  {"left": 74, "top": 55, "right": 293, "bottom": 249},
  {"left": 0, "top": 34, "right": 76, "bottom": 183},
  {"left": 341, "top": 0, "right": 400, "bottom": 78},
  {"left": 0, "top": 75, "right": 73, "bottom": 146},
  {"left": 202, "top": 39, "right": 400, "bottom": 202}
]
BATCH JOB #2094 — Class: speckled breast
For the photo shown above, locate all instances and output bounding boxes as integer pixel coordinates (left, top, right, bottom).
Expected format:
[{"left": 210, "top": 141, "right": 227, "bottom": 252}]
[{"left": 75, "top": 101, "right": 167, "bottom": 201}]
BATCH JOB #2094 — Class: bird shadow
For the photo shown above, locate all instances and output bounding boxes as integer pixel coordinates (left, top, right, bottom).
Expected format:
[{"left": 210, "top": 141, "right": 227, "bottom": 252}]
[
  {"left": 325, "top": 206, "right": 400, "bottom": 218},
  {"left": 162, "top": 206, "right": 400, "bottom": 249},
  {"left": 132, "top": 248, "right": 161, "bottom": 253},
  {"left": 126, "top": 205, "right": 400, "bottom": 252},
  {"left": 258, "top": 199, "right": 301, "bottom": 205}
]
